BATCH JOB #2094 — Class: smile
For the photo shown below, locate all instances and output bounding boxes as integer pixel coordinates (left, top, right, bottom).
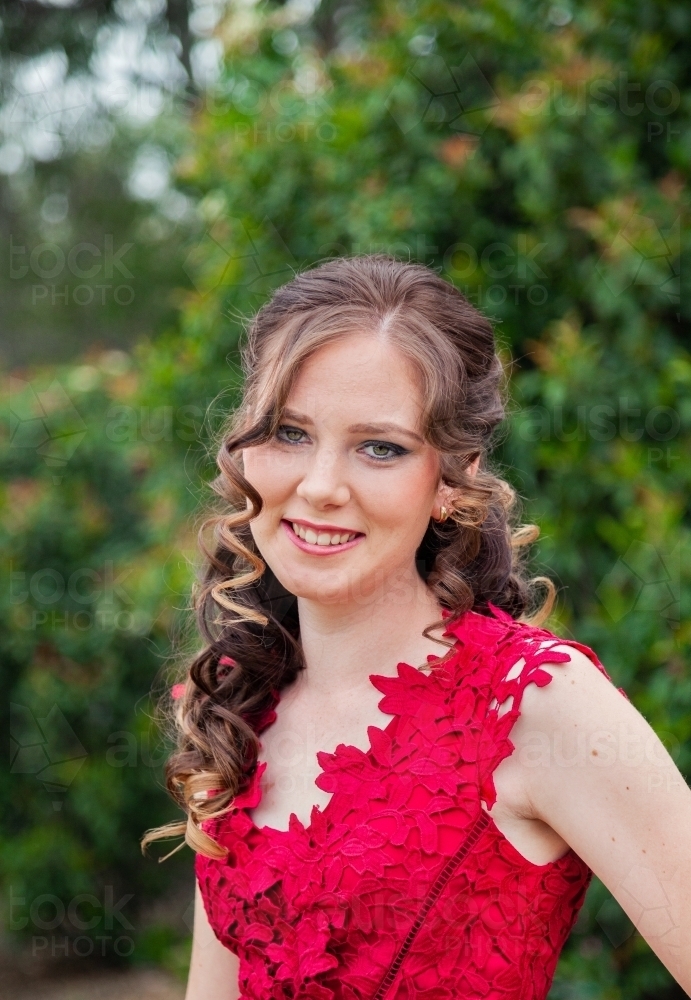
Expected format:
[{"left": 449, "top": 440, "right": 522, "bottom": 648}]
[{"left": 281, "top": 519, "right": 365, "bottom": 554}]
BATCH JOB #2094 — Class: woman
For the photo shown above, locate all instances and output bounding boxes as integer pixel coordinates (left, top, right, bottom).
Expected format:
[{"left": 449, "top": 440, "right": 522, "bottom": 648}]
[{"left": 144, "top": 256, "right": 691, "bottom": 999}]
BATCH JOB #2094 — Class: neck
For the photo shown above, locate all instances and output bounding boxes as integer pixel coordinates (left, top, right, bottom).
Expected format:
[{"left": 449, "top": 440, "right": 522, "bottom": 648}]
[{"left": 294, "top": 564, "right": 447, "bottom": 696}]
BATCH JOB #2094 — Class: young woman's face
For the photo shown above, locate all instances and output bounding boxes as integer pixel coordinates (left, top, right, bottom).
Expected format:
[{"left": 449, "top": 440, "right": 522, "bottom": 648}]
[{"left": 241, "top": 334, "right": 450, "bottom": 608}]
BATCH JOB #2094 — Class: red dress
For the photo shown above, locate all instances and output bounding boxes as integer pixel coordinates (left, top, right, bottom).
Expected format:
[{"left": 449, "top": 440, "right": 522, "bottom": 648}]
[{"left": 196, "top": 603, "right": 628, "bottom": 999}]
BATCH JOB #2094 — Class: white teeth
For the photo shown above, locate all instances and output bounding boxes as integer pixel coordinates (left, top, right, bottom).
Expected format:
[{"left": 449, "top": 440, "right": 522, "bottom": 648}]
[{"left": 291, "top": 523, "right": 357, "bottom": 546}]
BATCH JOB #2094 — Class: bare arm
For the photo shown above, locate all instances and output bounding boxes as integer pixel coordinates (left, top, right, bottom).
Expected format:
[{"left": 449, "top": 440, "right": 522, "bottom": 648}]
[
  {"left": 514, "top": 645, "right": 691, "bottom": 995},
  {"left": 185, "top": 881, "right": 241, "bottom": 1000}
]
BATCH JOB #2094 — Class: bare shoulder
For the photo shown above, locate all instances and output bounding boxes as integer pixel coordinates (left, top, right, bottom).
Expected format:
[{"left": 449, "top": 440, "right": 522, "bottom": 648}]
[
  {"left": 517, "top": 639, "right": 630, "bottom": 725},
  {"left": 484, "top": 639, "right": 627, "bottom": 833},
  {"left": 512, "top": 636, "right": 684, "bottom": 802},
  {"left": 508, "top": 640, "right": 691, "bottom": 992}
]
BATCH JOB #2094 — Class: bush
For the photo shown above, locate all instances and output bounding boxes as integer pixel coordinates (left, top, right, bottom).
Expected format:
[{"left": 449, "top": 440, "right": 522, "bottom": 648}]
[{"left": 2, "top": 0, "right": 689, "bottom": 994}]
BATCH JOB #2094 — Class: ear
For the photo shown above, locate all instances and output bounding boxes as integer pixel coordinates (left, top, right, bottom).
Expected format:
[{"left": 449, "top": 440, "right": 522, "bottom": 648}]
[
  {"left": 432, "top": 480, "right": 457, "bottom": 521},
  {"left": 432, "top": 455, "right": 481, "bottom": 519}
]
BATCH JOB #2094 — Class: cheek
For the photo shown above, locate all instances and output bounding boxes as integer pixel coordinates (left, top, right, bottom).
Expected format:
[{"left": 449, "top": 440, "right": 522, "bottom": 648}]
[
  {"left": 242, "top": 447, "right": 293, "bottom": 506},
  {"left": 360, "top": 457, "right": 439, "bottom": 528}
]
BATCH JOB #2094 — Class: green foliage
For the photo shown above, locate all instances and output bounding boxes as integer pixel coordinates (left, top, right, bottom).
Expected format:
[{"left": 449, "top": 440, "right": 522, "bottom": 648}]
[
  {"left": 1, "top": 126, "right": 193, "bottom": 367},
  {"left": 1, "top": 363, "right": 195, "bottom": 960},
  {"left": 1, "top": 0, "right": 689, "bottom": 994},
  {"left": 133, "top": 920, "right": 192, "bottom": 982}
]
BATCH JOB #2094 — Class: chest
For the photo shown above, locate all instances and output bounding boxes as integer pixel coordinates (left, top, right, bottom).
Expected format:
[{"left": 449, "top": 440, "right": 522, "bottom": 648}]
[
  {"left": 248, "top": 682, "right": 399, "bottom": 831},
  {"left": 195, "top": 624, "right": 594, "bottom": 997},
  {"left": 246, "top": 668, "right": 569, "bottom": 867}
]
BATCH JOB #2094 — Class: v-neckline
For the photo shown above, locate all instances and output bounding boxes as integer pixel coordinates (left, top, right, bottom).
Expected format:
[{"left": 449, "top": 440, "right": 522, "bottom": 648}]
[{"left": 246, "top": 641, "right": 462, "bottom": 838}]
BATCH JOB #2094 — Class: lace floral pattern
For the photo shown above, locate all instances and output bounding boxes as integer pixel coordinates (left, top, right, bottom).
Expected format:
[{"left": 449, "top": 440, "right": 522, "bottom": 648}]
[{"left": 196, "top": 604, "right": 627, "bottom": 999}]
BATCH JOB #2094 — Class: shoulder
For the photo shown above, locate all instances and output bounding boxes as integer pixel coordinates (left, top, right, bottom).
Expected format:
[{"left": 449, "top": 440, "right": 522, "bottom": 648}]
[
  {"left": 491, "top": 628, "right": 658, "bottom": 816},
  {"left": 509, "top": 641, "right": 691, "bottom": 946},
  {"left": 444, "top": 602, "right": 627, "bottom": 708},
  {"left": 511, "top": 626, "right": 630, "bottom": 724},
  {"left": 512, "top": 640, "right": 634, "bottom": 778}
]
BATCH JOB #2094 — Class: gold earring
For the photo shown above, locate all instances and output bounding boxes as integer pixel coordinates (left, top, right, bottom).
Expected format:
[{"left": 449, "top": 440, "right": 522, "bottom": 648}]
[{"left": 438, "top": 505, "right": 450, "bottom": 522}]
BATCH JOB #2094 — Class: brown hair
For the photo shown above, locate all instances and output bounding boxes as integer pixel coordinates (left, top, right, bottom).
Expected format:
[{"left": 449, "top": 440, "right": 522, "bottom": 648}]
[{"left": 142, "top": 254, "right": 555, "bottom": 859}]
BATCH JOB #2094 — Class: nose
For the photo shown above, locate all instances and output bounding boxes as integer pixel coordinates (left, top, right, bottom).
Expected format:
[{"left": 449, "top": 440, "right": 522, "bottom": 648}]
[{"left": 295, "top": 443, "right": 351, "bottom": 509}]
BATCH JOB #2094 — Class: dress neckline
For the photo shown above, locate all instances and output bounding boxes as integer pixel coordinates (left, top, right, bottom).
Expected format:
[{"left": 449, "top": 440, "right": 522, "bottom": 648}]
[
  {"left": 248, "top": 674, "right": 401, "bottom": 836},
  {"left": 246, "top": 637, "right": 464, "bottom": 838}
]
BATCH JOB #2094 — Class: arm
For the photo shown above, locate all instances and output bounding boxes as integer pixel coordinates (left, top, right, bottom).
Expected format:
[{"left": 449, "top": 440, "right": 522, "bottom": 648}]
[
  {"left": 185, "top": 881, "right": 241, "bottom": 1000},
  {"left": 514, "top": 645, "right": 691, "bottom": 995}
]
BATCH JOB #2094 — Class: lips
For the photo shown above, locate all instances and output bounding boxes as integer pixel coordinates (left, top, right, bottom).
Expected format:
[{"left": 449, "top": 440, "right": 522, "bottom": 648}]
[{"left": 281, "top": 519, "right": 364, "bottom": 555}]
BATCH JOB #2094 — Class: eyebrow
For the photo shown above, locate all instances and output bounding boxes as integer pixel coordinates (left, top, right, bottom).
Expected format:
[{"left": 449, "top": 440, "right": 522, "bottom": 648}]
[{"left": 282, "top": 410, "right": 425, "bottom": 444}]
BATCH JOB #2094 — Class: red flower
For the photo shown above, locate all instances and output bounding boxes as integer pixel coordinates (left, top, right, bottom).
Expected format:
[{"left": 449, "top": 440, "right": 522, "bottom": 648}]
[{"left": 232, "top": 761, "right": 267, "bottom": 809}]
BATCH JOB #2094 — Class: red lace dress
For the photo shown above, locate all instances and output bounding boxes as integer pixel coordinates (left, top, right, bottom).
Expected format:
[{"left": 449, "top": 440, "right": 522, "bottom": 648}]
[{"left": 196, "top": 603, "right": 628, "bottom": 1000}]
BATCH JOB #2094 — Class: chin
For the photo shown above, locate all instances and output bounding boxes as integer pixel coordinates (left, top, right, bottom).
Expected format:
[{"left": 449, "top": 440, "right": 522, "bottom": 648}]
[{"left": 279, "top": 567, "right": 357, "bottom": 606}]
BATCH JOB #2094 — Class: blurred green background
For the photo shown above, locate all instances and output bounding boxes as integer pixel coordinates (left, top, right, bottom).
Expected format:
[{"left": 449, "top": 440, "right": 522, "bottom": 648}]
[{"left": 1, "top": 0, "right": 689, "bottom": 996}]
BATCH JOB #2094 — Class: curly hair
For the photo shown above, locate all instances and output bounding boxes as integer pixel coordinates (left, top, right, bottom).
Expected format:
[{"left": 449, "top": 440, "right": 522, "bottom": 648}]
[{"left": 142, "top": 254, "right": 555, "bottom": 859}]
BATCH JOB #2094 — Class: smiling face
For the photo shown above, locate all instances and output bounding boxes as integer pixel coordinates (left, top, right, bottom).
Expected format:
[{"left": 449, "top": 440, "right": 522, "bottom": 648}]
[{"left": 241, "top": 333, "right": 450, "bottom": 609}]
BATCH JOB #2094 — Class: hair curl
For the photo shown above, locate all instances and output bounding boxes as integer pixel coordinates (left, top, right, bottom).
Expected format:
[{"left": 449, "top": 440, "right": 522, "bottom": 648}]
[{"left": 142, "top": 254, "right": 555, "bottom": 859}]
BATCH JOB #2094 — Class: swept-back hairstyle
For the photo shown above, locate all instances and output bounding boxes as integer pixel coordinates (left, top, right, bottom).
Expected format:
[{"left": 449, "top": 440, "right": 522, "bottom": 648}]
[{"left": 142, "top": 254, "right": 555, "bottom": 859}]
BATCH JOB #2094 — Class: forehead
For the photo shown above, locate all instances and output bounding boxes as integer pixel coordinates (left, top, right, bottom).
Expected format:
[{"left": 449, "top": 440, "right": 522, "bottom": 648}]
[{"left": 286, "top": 335, "right": 425, "bottom": 429}]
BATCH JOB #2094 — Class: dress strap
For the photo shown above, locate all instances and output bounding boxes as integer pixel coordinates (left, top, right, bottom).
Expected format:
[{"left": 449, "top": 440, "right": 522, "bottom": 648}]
[{"left": 444, "top": 603, "right": 629, "bottom": 811}]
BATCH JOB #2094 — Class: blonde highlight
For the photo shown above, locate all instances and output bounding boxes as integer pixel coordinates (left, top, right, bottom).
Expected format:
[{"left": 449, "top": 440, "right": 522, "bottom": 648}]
[{"left": 143, "top": 254, "right": 557, "bottom": 859}]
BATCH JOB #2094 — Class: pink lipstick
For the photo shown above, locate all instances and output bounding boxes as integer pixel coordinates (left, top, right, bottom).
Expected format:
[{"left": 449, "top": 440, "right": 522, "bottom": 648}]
[{"left": 281, "top": 519, "right": 364, "bottom": 556}]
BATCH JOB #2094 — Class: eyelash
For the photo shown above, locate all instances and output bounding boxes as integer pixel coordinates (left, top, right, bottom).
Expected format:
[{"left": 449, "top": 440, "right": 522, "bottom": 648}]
[{"left": 275, "top": 426, "right": 409, "bottom": 462}]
